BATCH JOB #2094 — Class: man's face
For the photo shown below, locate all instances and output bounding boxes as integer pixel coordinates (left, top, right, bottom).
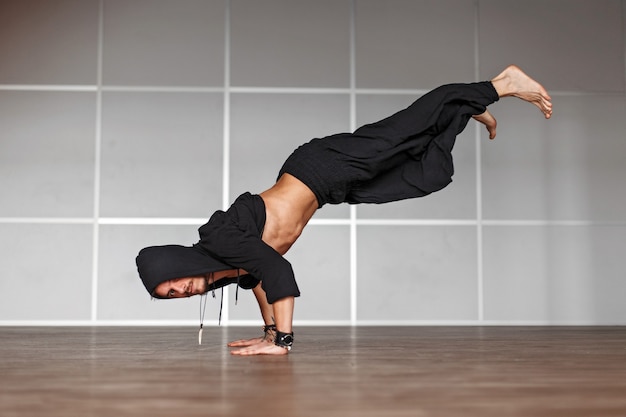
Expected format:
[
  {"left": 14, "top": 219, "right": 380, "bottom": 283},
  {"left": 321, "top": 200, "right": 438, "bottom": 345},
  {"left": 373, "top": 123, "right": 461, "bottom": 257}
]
[{"left": 153, "top": 276, "right": 208, "bottom": 299}]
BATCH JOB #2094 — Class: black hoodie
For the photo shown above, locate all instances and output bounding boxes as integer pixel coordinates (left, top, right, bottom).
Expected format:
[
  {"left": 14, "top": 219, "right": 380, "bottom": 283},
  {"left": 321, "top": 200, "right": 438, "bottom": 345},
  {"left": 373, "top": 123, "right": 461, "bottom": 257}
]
[{"left": 136, "top": 192, "right": 301, "bottom": 303}]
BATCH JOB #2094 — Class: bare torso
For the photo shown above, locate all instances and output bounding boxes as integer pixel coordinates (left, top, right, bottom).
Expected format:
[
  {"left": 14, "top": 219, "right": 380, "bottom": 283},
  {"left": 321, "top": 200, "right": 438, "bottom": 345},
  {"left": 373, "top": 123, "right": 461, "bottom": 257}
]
[{"left": 259, "top": 173, "right": 319, "bottom": 255}]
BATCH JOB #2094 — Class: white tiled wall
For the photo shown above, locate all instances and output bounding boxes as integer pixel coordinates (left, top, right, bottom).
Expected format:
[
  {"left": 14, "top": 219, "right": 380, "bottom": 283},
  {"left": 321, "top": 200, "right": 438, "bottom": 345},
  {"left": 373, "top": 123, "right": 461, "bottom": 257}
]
[
  {"left": 1, "top": 0, "right": 625, "bottom": 326},
  {"left": 100, "top": 92, "right": 225, "bottom": 218}
]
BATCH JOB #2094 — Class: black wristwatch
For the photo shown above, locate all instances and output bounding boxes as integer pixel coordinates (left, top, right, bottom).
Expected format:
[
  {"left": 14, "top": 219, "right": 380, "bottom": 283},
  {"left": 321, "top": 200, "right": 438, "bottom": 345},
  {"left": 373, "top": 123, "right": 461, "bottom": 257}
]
[{"left": 275, "top": 331, "right": 294, "bottom": 350}]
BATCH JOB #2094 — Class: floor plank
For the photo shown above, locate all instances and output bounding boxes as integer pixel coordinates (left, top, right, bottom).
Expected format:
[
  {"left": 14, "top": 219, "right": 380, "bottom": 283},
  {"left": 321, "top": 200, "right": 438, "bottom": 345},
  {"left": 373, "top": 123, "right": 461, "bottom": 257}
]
[{"left": 1, "top": 326, "right": 625, "bottom": 417}]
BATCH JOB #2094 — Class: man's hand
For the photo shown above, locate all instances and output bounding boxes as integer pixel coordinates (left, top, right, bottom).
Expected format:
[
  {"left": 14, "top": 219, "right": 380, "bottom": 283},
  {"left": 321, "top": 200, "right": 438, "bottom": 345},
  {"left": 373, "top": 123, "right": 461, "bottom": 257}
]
[
  {"left": 230, "top": 339, "right": 289, "bottom": 356},
  {"left": 227, "top": 336, "right": 265, "bottom": 348}
]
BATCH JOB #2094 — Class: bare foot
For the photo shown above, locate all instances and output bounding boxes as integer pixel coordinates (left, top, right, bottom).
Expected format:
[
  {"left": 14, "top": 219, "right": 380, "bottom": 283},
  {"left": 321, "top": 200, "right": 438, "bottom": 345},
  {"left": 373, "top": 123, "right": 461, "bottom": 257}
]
[
  {"left": 472, "top": 109, "right": 497, "bottom": 139},
  {"left": 230, "top": 339, "right": 289, "bottom": 356},
  {"left": 491, "top": 65, "right": 553, "bottom": 119}
]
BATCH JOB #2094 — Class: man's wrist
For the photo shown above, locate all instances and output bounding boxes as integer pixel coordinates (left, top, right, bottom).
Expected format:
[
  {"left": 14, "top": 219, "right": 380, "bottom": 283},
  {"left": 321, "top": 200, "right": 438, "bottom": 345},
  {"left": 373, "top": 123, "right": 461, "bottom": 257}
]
[{"left": 262, "top": 324, "right": 277, "bottom": 342}]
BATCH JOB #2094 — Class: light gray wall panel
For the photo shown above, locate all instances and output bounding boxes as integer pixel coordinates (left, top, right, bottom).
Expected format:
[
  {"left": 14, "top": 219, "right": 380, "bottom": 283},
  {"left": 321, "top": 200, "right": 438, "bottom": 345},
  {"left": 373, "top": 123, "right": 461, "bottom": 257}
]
[
  {"left": 483, "top": 226, "right": 626, "bottom": 323},
  {"left": 588, "top": 226, "right": 626, "bottom": 322},
  {"left": 230, "top": 93, "right": 351, "bottom": 219},
  {"left": 228, "top": 225, "right": 351, "bottom": 322},
  {"left": 482, "top": 95, "right": 626, "bottom": 221},
  {"left": 479, "top": 0, "right": 625, "bottom": 93},
  {"left": 220, "top": 287, "right": 259, "bottom": 322},
  {"left": 0, "top": 0, "right": 99, "bottom": 84},
  {"left": 230, "top": 0, "right": 351, "bottom": 87},
  {"left": 1, "top": 0, "right": 625, "bottom": 326},
  {"left": 0, "top": 224, "right": 92, "bottom": 320},
  {"left": 357, "top": 225, "right": 478, "bottom": 321},
  {"left": 281, "top": 225, "right": 351, "bottom": 321},
  {"left": 355, "top": 0, "right": 476, "bottom": 89},
  {"left": 355, "top": 94, "right": 477, "bottom": 219},
  {"left": 103, "top": 0, "right": 225, "bottom": 86},
  {"left": 0, "top": 91, "right": 96, "bottom": 217},
  {"left": 98, "top": 224, "right": 203, "bottom": 320},
  {"left": 100, "top": 92, "right": 223, "bottom": 218}
]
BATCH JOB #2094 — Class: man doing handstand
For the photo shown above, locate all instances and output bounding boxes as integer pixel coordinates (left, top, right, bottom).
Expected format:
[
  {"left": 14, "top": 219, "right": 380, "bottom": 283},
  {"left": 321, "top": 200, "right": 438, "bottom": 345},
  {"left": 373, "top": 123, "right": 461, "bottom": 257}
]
[{"left": 136, "top": 65, "right": 553, "bottom": 356}]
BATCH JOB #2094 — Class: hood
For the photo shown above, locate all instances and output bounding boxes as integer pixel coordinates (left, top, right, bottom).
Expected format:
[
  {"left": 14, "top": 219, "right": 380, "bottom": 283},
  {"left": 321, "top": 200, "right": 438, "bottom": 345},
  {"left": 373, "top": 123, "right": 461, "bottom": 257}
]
[{"left": 136, "top": 244, "right": 259, "bottom": 298}]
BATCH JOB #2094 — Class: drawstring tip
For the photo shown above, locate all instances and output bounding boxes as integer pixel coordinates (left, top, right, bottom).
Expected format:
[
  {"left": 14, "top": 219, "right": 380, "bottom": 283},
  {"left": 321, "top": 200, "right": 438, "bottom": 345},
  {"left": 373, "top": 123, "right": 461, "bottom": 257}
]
[
  {"left": 199, "top": 291, "right": 208, "bottom": 346},
  {"left": 235, "top": 270, "right": 240, "bottom": 305}
]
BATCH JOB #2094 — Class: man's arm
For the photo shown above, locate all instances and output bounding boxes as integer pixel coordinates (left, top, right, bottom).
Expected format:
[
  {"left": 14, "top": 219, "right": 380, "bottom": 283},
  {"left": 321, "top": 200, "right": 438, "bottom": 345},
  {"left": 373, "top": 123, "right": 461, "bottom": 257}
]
[
  {"left": 252, "top": 283, "right": 275, "bottom": 326},
  {"left": 230, "top": 295, "right": 294, "bottom": 356},
  {"left": 227, "top": 283, "right": 295, "bottom": 356},
  {"left": 227, "top": 283, "right": 278, "bottom": 348},
  {"left": 197, "top": 202, "right": 301, "bottom": 305}
]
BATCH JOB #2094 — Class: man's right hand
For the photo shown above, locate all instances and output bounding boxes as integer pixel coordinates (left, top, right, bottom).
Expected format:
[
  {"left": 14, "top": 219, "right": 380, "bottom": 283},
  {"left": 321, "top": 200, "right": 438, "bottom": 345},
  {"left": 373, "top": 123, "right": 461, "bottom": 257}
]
[{"left": 227, "top": 336, "right": 265, "bottom": 348}]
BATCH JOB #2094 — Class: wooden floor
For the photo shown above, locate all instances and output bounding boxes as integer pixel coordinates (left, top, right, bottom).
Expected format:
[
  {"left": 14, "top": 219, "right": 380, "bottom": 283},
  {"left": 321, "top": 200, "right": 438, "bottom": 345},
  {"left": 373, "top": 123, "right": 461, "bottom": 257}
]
[{"left": 1, "top": 326, "right": 625, "bottom": 417}]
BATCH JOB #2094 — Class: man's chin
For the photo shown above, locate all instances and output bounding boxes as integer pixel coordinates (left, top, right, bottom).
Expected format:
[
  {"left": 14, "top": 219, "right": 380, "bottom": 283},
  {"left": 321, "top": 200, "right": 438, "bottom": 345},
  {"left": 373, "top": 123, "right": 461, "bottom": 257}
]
[{"left": 199, "top": 276, "right": 210, "bottom": 294}]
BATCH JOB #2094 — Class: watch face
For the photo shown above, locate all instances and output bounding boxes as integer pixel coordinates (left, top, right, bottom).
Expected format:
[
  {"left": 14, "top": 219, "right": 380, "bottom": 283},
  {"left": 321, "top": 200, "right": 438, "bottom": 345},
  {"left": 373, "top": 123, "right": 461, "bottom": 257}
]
[{"left": 281, "top": 334, "right": 294, "bottom": 346}]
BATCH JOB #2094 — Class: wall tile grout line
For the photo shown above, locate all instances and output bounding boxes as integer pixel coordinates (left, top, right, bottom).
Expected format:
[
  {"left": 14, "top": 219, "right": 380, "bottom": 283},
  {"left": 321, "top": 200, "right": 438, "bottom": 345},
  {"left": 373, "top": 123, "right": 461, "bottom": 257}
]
[
  {"left": 349, "top": 0, "right": 358, "bottom": 327},
  {"left": 623, "top": 0, "right": 626, "bottom": 91},
  {"left": 0, "top": 84, "right": 611, "bottom": 97},
  {"left": 0, "top": 319, "right": 617, "bottom": 326},
  {"left": 0, "top": 85, "right": 98, "bottom": 91},
  {"left": 90, "top": 0, "right": 105, "bottom": 323},
  {"left": 2, "top": 217, "right": 625, "bottom": 226},
  {"left": 221, "top": 0, "right": 232, "bottom": 323},
  {"left": 474, "top": 0, "right": 485, "bottom": 323}
]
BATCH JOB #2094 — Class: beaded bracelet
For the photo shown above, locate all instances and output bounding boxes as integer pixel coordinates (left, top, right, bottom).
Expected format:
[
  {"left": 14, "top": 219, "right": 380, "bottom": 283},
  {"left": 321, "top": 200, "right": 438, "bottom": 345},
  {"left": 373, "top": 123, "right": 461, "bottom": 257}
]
[{"left": 262, "top": 324, "right": 277, "bottom": 342}]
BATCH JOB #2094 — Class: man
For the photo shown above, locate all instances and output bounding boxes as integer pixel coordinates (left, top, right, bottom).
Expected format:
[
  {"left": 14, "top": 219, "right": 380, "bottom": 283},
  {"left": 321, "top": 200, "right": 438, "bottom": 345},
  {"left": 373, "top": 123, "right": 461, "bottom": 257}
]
[{"left": 136, "top": 65, "right": 553, "bottom": 356}]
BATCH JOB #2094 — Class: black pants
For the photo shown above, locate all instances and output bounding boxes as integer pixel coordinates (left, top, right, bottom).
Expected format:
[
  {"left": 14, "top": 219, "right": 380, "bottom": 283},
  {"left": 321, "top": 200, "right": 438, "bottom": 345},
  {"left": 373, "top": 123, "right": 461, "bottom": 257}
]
[{"left": 278, "top": 81, "right": 499, "bottom": 207}]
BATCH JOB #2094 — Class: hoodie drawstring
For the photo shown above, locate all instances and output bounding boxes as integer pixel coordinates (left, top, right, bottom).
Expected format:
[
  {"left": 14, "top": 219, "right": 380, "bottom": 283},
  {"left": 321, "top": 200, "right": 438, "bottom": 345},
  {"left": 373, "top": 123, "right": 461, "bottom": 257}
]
[
  {"left": 235, "top": 269, "right": 240, "bottom": 305},
  {"left": 198, "top": 291, "right": 208, "bottom": 345},
  {"left": 198, "top": 270, "right": 241, "bottom": 345}
]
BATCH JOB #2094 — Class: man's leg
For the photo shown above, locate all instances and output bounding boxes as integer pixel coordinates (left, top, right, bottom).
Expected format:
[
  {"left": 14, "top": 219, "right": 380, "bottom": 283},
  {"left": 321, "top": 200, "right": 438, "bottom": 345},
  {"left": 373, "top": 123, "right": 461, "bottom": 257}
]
[
  {"left": 472, "top": 109, "right": 498, "bottom": 139},
  {"left": 337, "top": 81, "right": 499, "bottom": 159},
  {"left": 340, "top": 81, "right": 498, "bottom": 204},
  {"left": 344, "top": 65, "right": 552, "bottom": 204}
]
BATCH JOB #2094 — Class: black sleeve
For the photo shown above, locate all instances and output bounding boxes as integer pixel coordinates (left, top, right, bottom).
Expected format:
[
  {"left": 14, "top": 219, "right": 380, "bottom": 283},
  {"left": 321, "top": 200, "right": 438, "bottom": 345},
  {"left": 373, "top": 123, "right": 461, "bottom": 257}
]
[{"left": 197, "top": 209, "right": 300, "bottom": 304}]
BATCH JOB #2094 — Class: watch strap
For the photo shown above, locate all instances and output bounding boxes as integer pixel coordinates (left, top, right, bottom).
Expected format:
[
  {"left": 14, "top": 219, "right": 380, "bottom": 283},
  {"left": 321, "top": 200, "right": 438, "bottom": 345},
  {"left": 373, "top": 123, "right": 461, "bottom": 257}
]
[{"left": 275, "top": 330, "right": 294, "bottom": 350}]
